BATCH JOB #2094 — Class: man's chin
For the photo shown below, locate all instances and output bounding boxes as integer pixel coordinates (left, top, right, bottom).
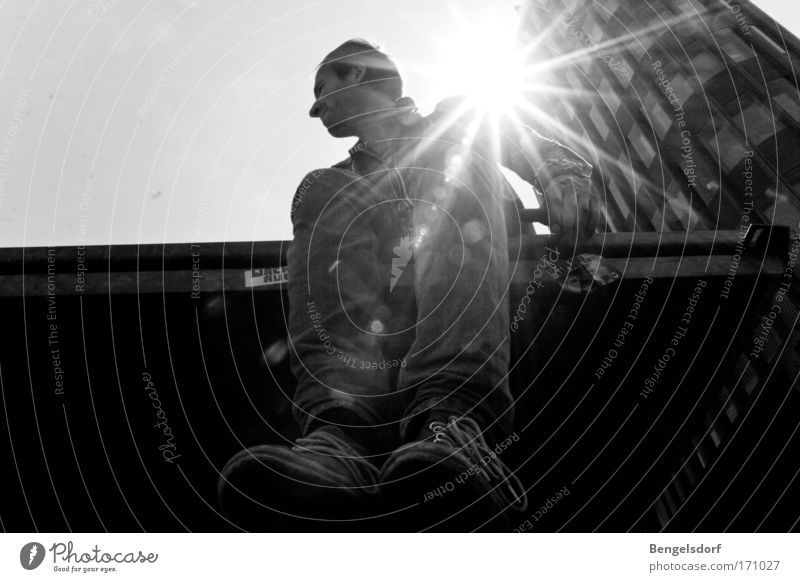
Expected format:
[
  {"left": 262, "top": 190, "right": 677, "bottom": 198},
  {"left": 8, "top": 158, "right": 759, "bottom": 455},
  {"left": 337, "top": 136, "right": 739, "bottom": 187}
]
[{"left": 325, "top": 124, "right": 354, "bottom": 138}]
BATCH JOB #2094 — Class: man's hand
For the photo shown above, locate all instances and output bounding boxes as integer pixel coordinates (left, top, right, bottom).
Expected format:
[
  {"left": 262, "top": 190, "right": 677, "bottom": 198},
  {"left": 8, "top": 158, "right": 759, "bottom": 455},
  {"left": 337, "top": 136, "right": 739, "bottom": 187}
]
[{"left": 541, "top": 174, "right": 603, "bottom": 243}]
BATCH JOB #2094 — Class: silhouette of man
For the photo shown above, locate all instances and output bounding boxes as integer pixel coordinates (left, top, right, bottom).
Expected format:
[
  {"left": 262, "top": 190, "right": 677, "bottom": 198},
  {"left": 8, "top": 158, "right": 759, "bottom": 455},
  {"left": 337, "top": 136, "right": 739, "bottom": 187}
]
[{"left": 220, "top": 38, "right": 600, "bottom": 531}]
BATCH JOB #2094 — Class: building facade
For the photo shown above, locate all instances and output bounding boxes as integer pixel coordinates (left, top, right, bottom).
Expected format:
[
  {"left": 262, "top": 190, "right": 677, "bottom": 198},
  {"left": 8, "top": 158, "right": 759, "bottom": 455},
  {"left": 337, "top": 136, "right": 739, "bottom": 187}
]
[{"left": 518, "top": 0, "right": 800, "bottom": 233}]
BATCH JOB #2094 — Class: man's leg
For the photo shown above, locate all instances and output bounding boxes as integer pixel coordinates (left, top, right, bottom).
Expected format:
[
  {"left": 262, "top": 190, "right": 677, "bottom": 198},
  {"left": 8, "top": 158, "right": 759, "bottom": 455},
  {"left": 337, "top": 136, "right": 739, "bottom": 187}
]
[
  {"left": 288, "top": 167, "right": 415, "bottom": 448},
  {"left": 219, "top": 168, "right": 412, "bottom": 529},
  {"left": 399, "top": 159, "right": 515, "bottom": 442},
  {"left": 380, "top": 150, "right": 525, "bottom": 531}
]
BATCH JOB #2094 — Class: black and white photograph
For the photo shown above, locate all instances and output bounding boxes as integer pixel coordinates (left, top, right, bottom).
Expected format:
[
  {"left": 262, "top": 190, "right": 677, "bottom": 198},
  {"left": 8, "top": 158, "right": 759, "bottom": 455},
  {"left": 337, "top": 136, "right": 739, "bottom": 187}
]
[{"left": 1, "top": 0, "right": 799, "bottom": 571}]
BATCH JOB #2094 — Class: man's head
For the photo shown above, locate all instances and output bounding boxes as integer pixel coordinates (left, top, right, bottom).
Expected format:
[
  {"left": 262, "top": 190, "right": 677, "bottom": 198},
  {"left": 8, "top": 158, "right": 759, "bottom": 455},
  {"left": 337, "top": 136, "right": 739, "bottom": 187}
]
[{"left": 309, "top": 39, "right": 403, "bottom": 138}]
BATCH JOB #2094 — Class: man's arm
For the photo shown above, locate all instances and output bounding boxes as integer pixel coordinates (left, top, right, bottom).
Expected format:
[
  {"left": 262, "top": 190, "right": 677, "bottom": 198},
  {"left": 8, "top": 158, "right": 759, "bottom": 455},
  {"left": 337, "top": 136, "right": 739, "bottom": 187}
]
[
  {"left": 500, "top": 123, "right": 602, "bottom": 242},
  {"left": 430, "top": 97, "right": 602, "bottom": 242}
]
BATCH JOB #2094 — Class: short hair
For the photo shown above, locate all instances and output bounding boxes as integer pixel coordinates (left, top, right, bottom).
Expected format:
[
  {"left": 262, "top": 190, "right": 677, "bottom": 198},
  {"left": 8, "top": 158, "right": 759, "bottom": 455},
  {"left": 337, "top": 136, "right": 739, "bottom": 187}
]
[{"left": 318, "top": 38, "right": 403, "bottom": 101}]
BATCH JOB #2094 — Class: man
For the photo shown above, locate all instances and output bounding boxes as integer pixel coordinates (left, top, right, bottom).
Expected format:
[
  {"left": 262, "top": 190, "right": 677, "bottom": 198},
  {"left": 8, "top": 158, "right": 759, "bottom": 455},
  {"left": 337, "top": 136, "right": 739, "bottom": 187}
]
[{"left": 219, "top": 39, "right": 601, "bottom": 531}]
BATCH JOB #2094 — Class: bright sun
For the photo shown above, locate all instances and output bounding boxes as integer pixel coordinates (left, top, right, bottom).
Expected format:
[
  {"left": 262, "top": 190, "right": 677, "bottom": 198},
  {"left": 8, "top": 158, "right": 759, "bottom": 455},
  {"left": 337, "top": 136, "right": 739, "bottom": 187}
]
[{"left": 435, "top": 15, "right": 530, "bottom": 116}]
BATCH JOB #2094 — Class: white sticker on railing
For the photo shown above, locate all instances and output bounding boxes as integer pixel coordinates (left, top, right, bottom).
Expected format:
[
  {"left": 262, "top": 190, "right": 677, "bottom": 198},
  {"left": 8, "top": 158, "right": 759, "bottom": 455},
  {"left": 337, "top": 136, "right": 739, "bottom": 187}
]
[{"left": 244, "top": 266, "right": 288, "bottom": 288}]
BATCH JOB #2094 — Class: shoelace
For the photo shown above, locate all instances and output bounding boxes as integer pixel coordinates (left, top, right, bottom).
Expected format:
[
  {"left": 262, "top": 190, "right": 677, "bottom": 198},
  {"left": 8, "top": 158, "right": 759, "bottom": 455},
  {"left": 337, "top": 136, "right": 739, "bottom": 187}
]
[
  {"left": 430, "top": 416, "right": 528, "bottom": 512},
  {"left": 293, "top": 428, "right": 380, "bottom": 493}
]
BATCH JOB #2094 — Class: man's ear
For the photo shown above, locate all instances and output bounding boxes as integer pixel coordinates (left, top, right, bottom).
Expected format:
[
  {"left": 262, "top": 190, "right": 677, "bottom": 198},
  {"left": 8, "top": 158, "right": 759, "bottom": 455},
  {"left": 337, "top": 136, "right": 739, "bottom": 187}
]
[{"left": 345, "top": 61, "right": 367, "bottom": 84}]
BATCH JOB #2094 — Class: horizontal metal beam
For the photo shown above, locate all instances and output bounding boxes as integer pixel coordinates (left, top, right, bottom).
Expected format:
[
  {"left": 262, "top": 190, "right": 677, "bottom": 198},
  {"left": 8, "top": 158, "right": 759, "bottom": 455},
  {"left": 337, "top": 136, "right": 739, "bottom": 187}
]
[{"left": 0, "top": 227, "right": 788, "bottom": 274}]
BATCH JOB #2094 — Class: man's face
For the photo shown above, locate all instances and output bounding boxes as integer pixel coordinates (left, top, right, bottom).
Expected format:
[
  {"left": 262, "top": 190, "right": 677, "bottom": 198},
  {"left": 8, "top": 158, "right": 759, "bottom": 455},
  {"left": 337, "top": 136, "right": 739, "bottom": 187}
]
[{"left": 309, "top": 64, "right": 368, "bottom": 138}]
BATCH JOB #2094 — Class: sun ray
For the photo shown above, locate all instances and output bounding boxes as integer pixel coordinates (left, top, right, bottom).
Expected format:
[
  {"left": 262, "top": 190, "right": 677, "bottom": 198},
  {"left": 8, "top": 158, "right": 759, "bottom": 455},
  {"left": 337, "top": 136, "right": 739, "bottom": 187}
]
[{"left": 520, "top": 10, "right": 697, "bottom": 78}]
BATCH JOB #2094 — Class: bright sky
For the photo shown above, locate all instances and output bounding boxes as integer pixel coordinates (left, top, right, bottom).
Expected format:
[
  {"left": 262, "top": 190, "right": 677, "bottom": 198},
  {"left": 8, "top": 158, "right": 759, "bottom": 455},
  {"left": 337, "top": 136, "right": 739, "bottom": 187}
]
[{"left": 0, "top": 0, "right": 796, "bottom": 247}]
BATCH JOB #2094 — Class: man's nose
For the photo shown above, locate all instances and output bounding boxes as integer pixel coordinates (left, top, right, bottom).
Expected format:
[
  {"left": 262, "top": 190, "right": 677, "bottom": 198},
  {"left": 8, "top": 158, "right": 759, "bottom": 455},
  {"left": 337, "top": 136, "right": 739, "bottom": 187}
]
[{"left": 309, "top": 98, "right": 322, "bottom": 118}]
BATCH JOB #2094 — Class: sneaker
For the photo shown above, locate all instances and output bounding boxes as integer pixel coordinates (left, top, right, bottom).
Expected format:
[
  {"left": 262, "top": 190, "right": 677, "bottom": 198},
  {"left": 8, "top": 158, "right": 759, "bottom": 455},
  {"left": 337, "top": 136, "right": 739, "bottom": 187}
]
[
  {"left": 218, "top": 425, "right": 380, "bottom": 531},
  {"left": 380, "top": 416, "right": 528, "bottom": 532}
]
